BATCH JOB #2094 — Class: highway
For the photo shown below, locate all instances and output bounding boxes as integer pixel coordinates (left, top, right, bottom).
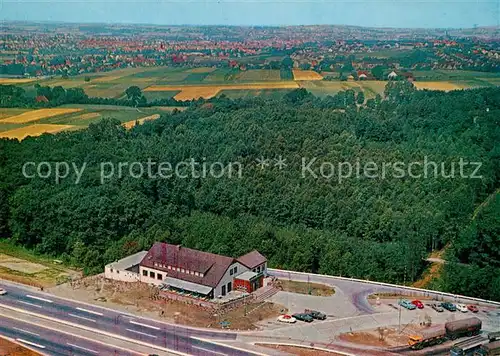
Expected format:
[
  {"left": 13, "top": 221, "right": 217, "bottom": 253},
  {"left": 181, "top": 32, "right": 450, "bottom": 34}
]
[
  {"left": 0, "top": 314, "right": 139, "bottom": 356},
  {"left": 0, "top": 280, "right": 258, "bottom": 356}
]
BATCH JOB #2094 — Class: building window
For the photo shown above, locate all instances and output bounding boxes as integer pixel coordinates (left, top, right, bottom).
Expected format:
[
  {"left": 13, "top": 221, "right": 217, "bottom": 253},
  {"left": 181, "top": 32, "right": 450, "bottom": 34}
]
[
  {"left": 150, "top": 271, "right": 155, "bottom": 278},
  {"left": 181, "top": 269, "right": 185, "bottom": 273},
  {"left": 167, "top": 265, "right": 171, "bottom": 270},
  {"left": 154, "top": 262, "right": 158, "bottom": 267},
  {"left": 157, "top": 273, "right": 163, "bottom": 280},
  {"left": 176, "top": 267, "right": 180, "bottom": 272},
  {"left": 222, "top": 285, "right": 226, "bottom": 296},
  {"left": 230, "top": 269, "right": 233, "bottom": 276},
  {"left": 200, "top": 273, "right": 204, "bottom": 278},
  {"left": 233, "top": 267, "right": 237, "bottom": 274},
  {"left": 257, "top": 266, "right": 260, "bottom": 273},
  {"left": 142, "top": 270, "right": 148, "bottom": 276},
  {"left": 227, "top": 282, "right": 232, "bottom": 293},
  {"left": 190, "top": 271, "right": 194, "bottom": 275},
  {"left": 117, "top": 270, "right": 120, "bottom": 274},
  {"left": 110, "top": 268, "right": 113, "bottom": 273}
]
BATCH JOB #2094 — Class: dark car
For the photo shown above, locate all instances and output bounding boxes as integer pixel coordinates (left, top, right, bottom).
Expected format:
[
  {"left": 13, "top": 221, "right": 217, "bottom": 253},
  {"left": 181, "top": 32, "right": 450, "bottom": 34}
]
[
  {"left": 305, "top": 309, "right": 327, "bottom": 320},
  {"left": 292, "top": 313, "right": 314, "bottom": 322},
  {"left": 441, "top": 302, "right": 456, "bottom": 311},
  {"left": 431, "top": 303, "right": 444, "bottom": 312}
]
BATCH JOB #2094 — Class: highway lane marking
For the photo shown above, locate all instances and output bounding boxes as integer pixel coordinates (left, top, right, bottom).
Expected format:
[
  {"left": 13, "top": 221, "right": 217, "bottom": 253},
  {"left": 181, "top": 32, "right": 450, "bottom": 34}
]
[
  {"left": 67, "top": 343, "right": 98, "bottom": 354},
  {"left": 129, "top": 320, "right": 160, "bottom": 330},
  {"left": 193, "top": 337, "right": 268, "bottom": 356},
  {"left": 16, "top": 338, "right": 46, "bottom": 349},
  {"left": 0, "top": 310, "right": 153, "bottom": 356},
  {"left": 76, "top": 307, "right": 104, "bottom": 316},
  {"left": 18, "top": 301, "right": 42, "bottom": 309},
  {"left": 126, "top": 328, "right": 157, "bottom": 338},
  {"left": 68, "top": 313, "right": 96, "bottom": 323},
  {"left": 192, "top": 345, "right": 227, "bottom": 355},
  {"left": 12, "top": 327, "right": 40, "bottom": 337},
  {"left": 26, "top": 295, "right": 53, "bottom": 303}
]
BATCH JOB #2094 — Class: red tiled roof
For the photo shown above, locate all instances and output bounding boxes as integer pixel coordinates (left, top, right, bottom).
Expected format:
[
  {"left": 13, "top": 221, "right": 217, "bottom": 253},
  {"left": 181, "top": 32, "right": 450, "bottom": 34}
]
[
  {"left": 237, "top": 250, "right": 267, "bottom": 269},
  {"left": 140, "top": 243, "right": 234, "bottom": 288}
]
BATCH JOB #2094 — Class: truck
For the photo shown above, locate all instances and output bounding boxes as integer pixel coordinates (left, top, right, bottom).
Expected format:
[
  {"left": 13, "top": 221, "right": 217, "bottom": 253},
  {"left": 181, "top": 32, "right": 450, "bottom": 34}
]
[
  {"left": 408, "top": 317, "right": 482, "bottom": 350},
  {"left": 474, "top": 340, "right": 500, "bottom": 356}
]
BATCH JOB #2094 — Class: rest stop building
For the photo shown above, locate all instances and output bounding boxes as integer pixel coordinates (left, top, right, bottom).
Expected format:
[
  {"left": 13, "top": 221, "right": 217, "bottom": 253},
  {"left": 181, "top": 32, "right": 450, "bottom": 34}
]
[{"left": 105, "top": 242, "right": 267, "bottom": 299}]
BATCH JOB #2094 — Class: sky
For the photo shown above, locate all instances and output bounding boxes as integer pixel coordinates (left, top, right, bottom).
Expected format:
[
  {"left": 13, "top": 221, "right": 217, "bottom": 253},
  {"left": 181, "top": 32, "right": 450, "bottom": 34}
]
[{"left": 2, "top": 0, "right": 499, "bottom": 28}]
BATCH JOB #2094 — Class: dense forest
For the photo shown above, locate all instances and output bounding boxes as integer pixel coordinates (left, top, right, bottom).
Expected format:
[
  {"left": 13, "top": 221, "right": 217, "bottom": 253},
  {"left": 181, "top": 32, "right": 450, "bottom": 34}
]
[{"left": 0, "top": 83, "right": 499, "bottom": 300}]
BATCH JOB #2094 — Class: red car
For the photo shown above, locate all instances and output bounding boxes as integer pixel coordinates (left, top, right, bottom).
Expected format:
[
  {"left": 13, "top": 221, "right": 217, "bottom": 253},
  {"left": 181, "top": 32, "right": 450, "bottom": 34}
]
[
  {"left": 411, "top": 300, "right": 424, "bottom": 309},
  {"left": 467, "top": 305, "right": 479, "bottom": 313}
]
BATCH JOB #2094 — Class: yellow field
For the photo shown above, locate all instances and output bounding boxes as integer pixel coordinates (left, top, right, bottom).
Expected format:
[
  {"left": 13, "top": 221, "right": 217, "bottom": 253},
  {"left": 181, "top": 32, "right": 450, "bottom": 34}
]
[
  {"left": 0, "top": 78, "right": 36, "bottom": 84},
  {"left": 414, "top": 81, "right": 463, "bottom": 91},
  {"left": 175, "top": 87, "right": 222, "bottom": 100},
  {"left": 0, "top": 108, "right": 83, "bottom": 124},
  {"left": 144, "top": 82, "right": 300, "bottom": 100},
  {"left": 292, "top": 70, "right": 323, "bottom": 81},
  {"left": 0, "top": 124, "right": 75, "bottom": 140},
  {"left": 123, "top": 114, "right": 161, "bottom": 129}
]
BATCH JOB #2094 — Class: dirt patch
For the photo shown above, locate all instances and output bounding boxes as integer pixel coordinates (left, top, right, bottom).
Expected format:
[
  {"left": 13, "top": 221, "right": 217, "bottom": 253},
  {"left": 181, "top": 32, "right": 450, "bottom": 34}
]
[
  {"left": 275, "top": 279, "right": 334, "bottom": 296},
  {"left": 51, "top": 276, "right": 284, "bottom": 330},
  {"left": 0, "top": 244, "right": 81, "bottom": 288},
  {"left": 338, "top": 326, "right": 416, "bottom": 348},
  {"left": 413, "top": 262, "right": 443, "bottom": 289},
  {"left": 0, "top": 254, "right": 48, "bottom": 274},
  {"left": 0, "top": 337, "right": 41, "bottom": 356},
  {"left": 256, "top": 344, "right": 344, "bottom": 355}
]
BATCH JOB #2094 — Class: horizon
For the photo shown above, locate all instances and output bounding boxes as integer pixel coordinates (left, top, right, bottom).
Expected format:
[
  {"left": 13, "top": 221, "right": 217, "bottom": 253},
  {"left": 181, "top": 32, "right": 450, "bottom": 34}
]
[{"left": 2, "top": 0, "right": 499, "bottom": 29}]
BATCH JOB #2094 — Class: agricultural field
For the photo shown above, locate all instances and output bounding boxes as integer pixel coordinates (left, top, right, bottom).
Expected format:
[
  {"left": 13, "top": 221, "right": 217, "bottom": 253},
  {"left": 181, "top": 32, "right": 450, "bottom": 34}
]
[
  {"left": 0, "top": 108, "right": 82, "bottom": 124},
  {"left": 292, "top": 69, "right": 324, "bottom": 81},
  {"left": 0, "top": 124, "right": 75, "bottom": 140},
  {"left": 144, "top": 82, "right": 300, "bottom": 100},
  {"left": 235, "top": 69, "right": 282, "bottom": 82},
  {"left": 0, "top": 78, "right": 37, "bottom": 84},
  {"left": 0, "top": 104, "right": 184, "bottom": 140},
  {"left": 413, "top": 81, "right": 464, "bottom": 91}
]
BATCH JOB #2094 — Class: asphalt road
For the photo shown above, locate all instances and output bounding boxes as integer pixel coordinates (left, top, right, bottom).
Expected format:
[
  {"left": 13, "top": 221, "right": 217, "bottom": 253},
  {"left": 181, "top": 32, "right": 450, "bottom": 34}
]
[
  {"left": 0, "top": 314, "right": 139, "bottom": 356},
  {"left": 0, "top": 280, "right": 257, "bottom": 356},
  {"left": 268, "top": 269, "right": 500, "bottom": 315}
]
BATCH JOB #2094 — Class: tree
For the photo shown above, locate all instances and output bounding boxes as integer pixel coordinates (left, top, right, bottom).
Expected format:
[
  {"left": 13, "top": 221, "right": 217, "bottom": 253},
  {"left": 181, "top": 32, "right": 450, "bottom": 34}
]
[
  {"left": 356, "top": 91, "right": 365, "bottom": 105},
  {"left": 371, "top": 65, "right": 386, "bottom": 80},
  {"left": 125, "top": 86, "right": 144, "bottom": 106}
]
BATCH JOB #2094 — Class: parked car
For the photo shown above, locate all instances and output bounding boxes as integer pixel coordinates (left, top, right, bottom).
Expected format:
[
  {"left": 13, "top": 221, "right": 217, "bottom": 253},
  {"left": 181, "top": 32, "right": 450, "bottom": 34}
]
[
  {"left": 431, "top": 303, "right": 444, "bottom": 312},
  {"left": 292, "top": 313, "right": 314, "bottom": 322},
  {"left": 412, "top": 300, "right": 424, "bottom": 309},
  {"left": 305, "top": 309, "right": 327, "bottom": 320},
  {"left": 399, "top": 299, "right": 417, "bottom": 310},
  {"left": 441, "top": 302, "right": 457, "bottom": 312},
  {"left": 0, "top": 288, "right": 6, "bottom": 295},
  {"left": 277, "top": 314, "right": 297, "bottom": 323},
  {"left": 456, "top": 304, "right": 468, "bottom": 313},
  {"left": 467, "top": 305, "right": 479, "bottom": 313}
]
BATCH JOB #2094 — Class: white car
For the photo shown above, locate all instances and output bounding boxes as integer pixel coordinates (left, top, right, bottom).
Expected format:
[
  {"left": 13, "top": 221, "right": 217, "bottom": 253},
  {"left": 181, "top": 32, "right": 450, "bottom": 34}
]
[
  {"left": 0, "top": 288, "right": 7, "bottom": 295},
  {"left": 456, "top": 303, "right": 468, "bottom": 312},
  {"left": 277, "top": 314, "right": 297, "bottom": 323}
]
